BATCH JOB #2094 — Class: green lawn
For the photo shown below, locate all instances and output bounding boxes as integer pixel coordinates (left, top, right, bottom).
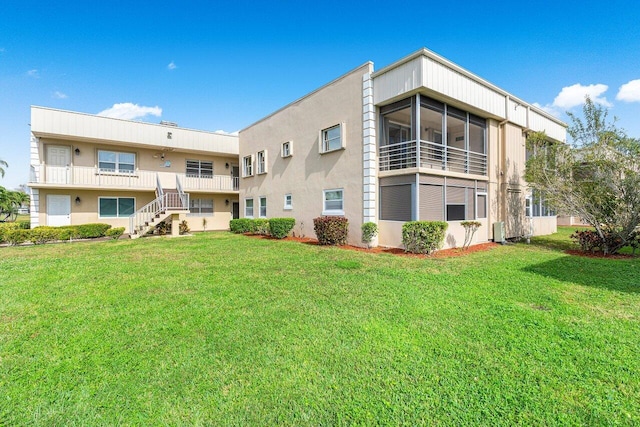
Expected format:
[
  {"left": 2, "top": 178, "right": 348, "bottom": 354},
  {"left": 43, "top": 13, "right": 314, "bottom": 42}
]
[{"left": 1, "top": 232, "right": 639, "bottom": 425}]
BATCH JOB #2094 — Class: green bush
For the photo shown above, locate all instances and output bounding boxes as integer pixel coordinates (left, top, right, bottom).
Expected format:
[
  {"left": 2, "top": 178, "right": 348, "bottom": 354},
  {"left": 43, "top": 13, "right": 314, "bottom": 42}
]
[
  {"left": 402, "top": 221, "right": 448, "bottom": 254},
  {"left": 17, "top": 220, "right": 31, "bottom": 230},
  {"left": 268, "top": 218, "right": 295, "bottom": 239},
  {"left": 105, "top": 227, "right": 125, "bottom": 240},
  {"left": 230, "top": 218, "right": 254, "bottom": 234},
  {"left": 57, "top": 226, "right": 82, "bottom": 241},
  {"left": 253, "top": 219, "right": 270, "bottom": 235},
  {"left": 313, "top": 216, "right": 349, "bottom": 246},
  {"left": 0, "top": 223, "right": 20, "bottom": 243},
  {"left": 361, "top": 222, "right": 378, "bottom": 248},
  {"left": 76, "top": 223, "right": 112, "bottom": 239},
  {"left": 179, "top": 220, "right": 190, "bottom": 235},
  {"left": 5, "top": 229, "right": 30, "bottom": 246},
  {"left": 30, "top": 226, "right": 60, "bottom": 244}
]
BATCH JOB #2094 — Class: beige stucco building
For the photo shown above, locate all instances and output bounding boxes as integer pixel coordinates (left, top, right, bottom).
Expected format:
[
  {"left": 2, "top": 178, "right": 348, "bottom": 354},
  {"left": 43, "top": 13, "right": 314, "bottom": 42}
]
[
  {"left": 28, "top": 107, "right": 240, "bottom": 236},
  {"left": 239, "top": 49, "right": 566, "bottom": 248}
]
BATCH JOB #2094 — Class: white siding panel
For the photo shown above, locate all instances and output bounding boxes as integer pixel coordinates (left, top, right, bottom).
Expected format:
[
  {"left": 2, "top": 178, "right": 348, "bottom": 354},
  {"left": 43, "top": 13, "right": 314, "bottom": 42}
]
[
  {"left": 373, "top": 57, "right": 423, "bottom": 104},
  {"left": 507, "top": 98, "right": 528, "bottom": 127},
  {"left": 528, "top": 110, "right": 567, "bottom": 142},
  {"left": 31, "top": 107, "right": 239, "bottom": 155},
  {"left": 424, "top": 58, "right": 505, "bottom": 117}
]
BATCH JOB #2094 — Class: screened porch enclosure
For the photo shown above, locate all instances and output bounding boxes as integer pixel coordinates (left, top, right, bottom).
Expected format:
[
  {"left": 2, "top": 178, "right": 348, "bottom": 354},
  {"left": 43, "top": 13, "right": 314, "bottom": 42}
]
[{"left": 379, "top": 95, "right": 487, "bottom": 175}]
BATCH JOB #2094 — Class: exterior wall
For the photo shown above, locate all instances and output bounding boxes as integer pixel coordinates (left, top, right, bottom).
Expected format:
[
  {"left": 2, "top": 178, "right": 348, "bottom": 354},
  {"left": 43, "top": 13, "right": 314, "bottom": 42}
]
[
  {"left": 239, "top": 63, "right": 373, "bottom": 246},
  {"left": 379, "top": 219, "right": 489, "bottom": 250},
  {"left": 502, "top": 122, "right": 528, "bottom": 238},
  {"left": 557, "top": 216, "right": 589, "bottom": 227},
  {"left": 531, "top": 216, "right": 557, "bottom": 236}
]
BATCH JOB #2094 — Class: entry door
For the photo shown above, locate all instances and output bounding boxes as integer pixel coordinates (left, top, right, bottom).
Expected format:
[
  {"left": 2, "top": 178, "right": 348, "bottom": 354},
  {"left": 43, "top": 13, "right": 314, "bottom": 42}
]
[
  {"left": 232, "top": 202, "right": 240, "bottom": 219},
  {"left": 46, "top": 146, "right": 71, "bottom": 184},
  {"left": 47, "top": 195, "right": 71, "bottom": 226}
]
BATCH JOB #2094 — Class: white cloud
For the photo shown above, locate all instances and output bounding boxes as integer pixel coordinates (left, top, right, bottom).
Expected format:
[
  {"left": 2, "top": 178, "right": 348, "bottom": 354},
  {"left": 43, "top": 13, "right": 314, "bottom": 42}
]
[
  {"left": 167, "top": 61, "right": 177, "bottom": 70},
  {"left": 552, "top": 83, "right": 611, "bottom": 109},
  {"left": 27, "top": 69, "right": 39, "bottom": 78},
  {"left": 616, "top": 79, "right": 640, "bottom": 102},
  {"left": 52, "top": 91, "right": 67, "bottom": 99},
  {"left": 97, "top": 103, "right": 162, "bottom": 120}
]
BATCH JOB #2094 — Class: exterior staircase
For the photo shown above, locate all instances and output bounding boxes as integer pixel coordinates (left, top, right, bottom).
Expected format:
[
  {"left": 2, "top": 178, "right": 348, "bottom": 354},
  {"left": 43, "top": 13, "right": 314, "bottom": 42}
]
[{"left": 129, "top": 174, "right": 190, "bottom": 238}]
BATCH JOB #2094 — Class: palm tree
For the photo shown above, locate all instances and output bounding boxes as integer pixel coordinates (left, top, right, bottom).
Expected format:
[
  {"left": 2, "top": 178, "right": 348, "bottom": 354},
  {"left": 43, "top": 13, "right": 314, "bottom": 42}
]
[
  {"left": 0, "top": 187, "right": 28, "bottom": 222},
  {"left": 0, "top": 159, "right": 7, "bottom": 178}
]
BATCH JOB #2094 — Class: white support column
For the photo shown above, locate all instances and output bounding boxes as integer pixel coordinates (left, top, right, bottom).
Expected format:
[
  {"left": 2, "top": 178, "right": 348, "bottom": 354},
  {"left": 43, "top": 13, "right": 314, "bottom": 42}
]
[
  {"left": 29, "top": 134, "right": 40, "bottom": 228},
  {"left": 362, "top": 73, "right": 377, "bottom": 237}
]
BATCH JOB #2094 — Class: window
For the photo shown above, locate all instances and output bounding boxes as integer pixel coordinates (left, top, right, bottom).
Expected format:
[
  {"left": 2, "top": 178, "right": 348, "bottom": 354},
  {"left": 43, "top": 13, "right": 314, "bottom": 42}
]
[
  {"left": 99, "top": 197, "right": 135, "bottom": 218},
  {"left": 282, "top": 141, "right": 292, "bottom": 157},
  {"left": 189, "top": 198, "right": 213, "bottom": 215},
  {"left": 98, "top": 150, "right": 135, "bottom": 173},
  {"left": 186, "top": 160, "right": 213, "bottom": 178},
  {"left": 257, "top": 150, "right": 267, "bottom": 174},
  {"left": 245, "top": 198, "right": 254, "bottom": 217},
  {"left": 242, "top": 155, "right": 253, "bottom": 177},
  {"left": 323, "top": 189, "right": 344, "bottom": 215},
  {"left": 259, "top": 196, "right": 267, "bottom": 218},
  {"left": 529, "top": 190, "right": 555, "bottom": 217},
  {"left": 321, "top": 124, "right": 343, "bottom": 153},
  {"left": 284, "top": 194, "right": 292, "bottom": 210},
  {"left": 476, "top": 193, "right": 487, "bottom": 219}
]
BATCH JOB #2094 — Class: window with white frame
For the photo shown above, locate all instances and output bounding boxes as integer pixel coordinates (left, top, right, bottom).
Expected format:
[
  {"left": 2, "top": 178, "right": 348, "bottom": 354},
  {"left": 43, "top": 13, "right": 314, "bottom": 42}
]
[
  {"left": 281, "top": 141, "right": 292, "bottom": 157},
  {"left": 259, "top": 196, "right": 267, "bottom": 218},
  {"left": 284, "top": 193, "right": 292, "bottom": 210},
  {"left": 186, "top": 160, "right": 213, "bottom": 178},
  {"left": 189, "top": 198, "right": 214, "bottom": 215},
  {"left": 242, "top": 155, "right": 253, "bottom": 177},
  {"left": 98, "top": 150, "right": 135, "bottom": 173},
  {"left": 257, "top": 150, "right": 267, "bottom": 174},
  {"left": 99, "top": 197, "right": 135, "bottom": 218},
  {"left": 245, "top": 198, "right": 254, "bottom": 217},
  {"left": 323, "top": 189, "right": 344, "bottom": 215},
  {"left": 528, "top": 190, "right": 555, "bottom": 217},
  {"left": 321, "top": 124, "right": 343, "bottom": 153}
]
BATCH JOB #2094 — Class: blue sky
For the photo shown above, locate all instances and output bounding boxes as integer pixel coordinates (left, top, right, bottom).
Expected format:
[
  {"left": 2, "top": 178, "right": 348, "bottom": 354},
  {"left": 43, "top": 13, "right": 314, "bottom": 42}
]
[{"left": 2, "top": 0, "right": 640, "bottom": 190}]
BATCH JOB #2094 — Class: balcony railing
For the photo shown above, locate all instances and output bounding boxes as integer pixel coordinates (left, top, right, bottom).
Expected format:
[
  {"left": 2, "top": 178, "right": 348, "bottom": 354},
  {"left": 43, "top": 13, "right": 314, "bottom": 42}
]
[
  {"left": 379, "top": 140, "right": 487, "bottom": 175},
  {"left": 29, "top": 165, "right": 239, "bottom": 192}
]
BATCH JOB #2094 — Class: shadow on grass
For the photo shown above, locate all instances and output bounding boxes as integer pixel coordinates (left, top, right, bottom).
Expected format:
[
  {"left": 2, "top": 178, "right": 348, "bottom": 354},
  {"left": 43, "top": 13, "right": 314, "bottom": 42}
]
[{"left": 523, "top": 255, "right": 640, "bottom": 294}]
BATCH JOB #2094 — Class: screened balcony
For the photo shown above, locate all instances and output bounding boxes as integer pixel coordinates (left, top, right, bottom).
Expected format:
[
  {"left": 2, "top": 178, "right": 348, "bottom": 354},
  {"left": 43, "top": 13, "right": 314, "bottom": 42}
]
[{"left": 378, "top": 94, "right": 487, "bottom": 176}]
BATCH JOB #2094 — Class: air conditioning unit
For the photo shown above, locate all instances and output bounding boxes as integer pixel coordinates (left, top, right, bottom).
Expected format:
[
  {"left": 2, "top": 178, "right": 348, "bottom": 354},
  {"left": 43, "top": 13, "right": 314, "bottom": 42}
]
[{"left": 493, "top": 221, "right": 506, "bottom": 244}]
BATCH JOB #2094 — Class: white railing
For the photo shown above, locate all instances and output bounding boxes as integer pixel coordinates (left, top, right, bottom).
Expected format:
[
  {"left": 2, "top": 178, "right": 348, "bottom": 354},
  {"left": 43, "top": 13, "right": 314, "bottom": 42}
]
[
  {"left": 379, "top": 140, "right": 487, "bottom": 175},
  {"left": 128, "top": 192, "right": 190, "bottom": 235},
  {"left": 29, "top": 165, "right": 239, "bottom": 192}
]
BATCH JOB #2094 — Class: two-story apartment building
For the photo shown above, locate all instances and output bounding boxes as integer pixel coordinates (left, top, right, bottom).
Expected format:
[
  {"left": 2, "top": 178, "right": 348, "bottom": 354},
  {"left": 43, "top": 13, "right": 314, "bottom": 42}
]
[
  {"left": 28, "top": 107, "right": 240, "bottom": 236},
  {"left": 239, "top": 48, "right": 567, "bottom": 248}
]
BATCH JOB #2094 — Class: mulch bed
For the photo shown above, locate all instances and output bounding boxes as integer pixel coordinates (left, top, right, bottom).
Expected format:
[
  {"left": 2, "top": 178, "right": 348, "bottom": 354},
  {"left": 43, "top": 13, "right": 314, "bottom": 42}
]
[
  {"left": 564, "top": 249, "right": 635, "bottom": 259},
  {"left": 247, "top": 234, "right": 499, "bottom": 259}
]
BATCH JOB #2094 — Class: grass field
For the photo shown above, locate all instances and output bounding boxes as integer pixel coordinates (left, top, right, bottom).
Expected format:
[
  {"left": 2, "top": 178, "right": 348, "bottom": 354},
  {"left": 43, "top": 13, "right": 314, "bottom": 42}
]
[{"left": 1, "top": 229, "right": 639, "bottom": 425}]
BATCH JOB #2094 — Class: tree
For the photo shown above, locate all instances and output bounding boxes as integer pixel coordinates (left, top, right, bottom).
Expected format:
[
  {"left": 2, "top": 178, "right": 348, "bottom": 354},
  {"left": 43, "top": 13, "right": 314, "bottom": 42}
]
[
  {"left": 0, "top": 159, "right": 7, "bottom": 178},
  {"left": 0, "top": 186, "right": 29, "bottom": 222},
  {"left": 525, "top": 97, "right": 640, "bottom": 254}
]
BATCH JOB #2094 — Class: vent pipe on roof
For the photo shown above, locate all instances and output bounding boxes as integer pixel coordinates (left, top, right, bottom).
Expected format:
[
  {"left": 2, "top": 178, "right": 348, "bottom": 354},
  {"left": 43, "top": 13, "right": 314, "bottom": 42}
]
[{"left": 160, "top": 120, "right": 178, "bottom": 127}]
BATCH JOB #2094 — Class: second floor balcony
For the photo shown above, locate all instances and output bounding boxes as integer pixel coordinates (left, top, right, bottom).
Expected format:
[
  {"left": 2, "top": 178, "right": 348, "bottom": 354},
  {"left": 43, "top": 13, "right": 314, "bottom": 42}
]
[
  {"left": 379, "top": 140, "right": 487, "bottom": 176},
  {"left": 29, "top": 164, "right": 240, "bottom": 193}
]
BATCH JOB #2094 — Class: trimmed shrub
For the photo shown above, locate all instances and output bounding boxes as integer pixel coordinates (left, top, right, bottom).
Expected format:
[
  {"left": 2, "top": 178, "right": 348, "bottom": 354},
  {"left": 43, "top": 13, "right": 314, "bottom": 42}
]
[
  {"left": 105, "top": 227, "right": 125, "bottom": 240},
  {"left": 230, "top": 218, "right": 254, "bottom": 234},
  {"left": 179, "top": 220, "right": 190, "bottom": 235},
  {"left": 30, "top": 226, "right": 60, "bottom": 244},
  {"left": 17, "top": 220, "right": 31, "bottom": 230},
  {"left": 76, "top": 223, "right": 112, "bottom": 239},
  {"left": 253, "top": 219, "right": 270, "bottom": 235},
  {"left": 0, "top": 223, "right": 20, "bottom": 243},
  {"left": 268, "top": 218, "right": 295, "bottom": 239},
  {"left": 313, "top": 216, "right": 349, "bottom": 246},
  {"left": 402, "top": 221, "right": 448, "bottom": 254},
  {"left": 58, "top": 226, "right": 82, "bottom": 241},
  {"left": 361, "top": 222, "right": 378, "bottom": 248},
  {"left": 5, "top": 229, "right": 30, "bottom": 246}
]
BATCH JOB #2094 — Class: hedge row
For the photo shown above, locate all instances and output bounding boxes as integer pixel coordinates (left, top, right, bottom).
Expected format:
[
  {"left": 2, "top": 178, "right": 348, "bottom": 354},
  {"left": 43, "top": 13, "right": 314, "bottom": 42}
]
[
  {"left": 229, "top": 218, "right": 296, "bottom": 239},
  {"left": 0, "top": 223, "right": 117, "bottom": 245}
]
